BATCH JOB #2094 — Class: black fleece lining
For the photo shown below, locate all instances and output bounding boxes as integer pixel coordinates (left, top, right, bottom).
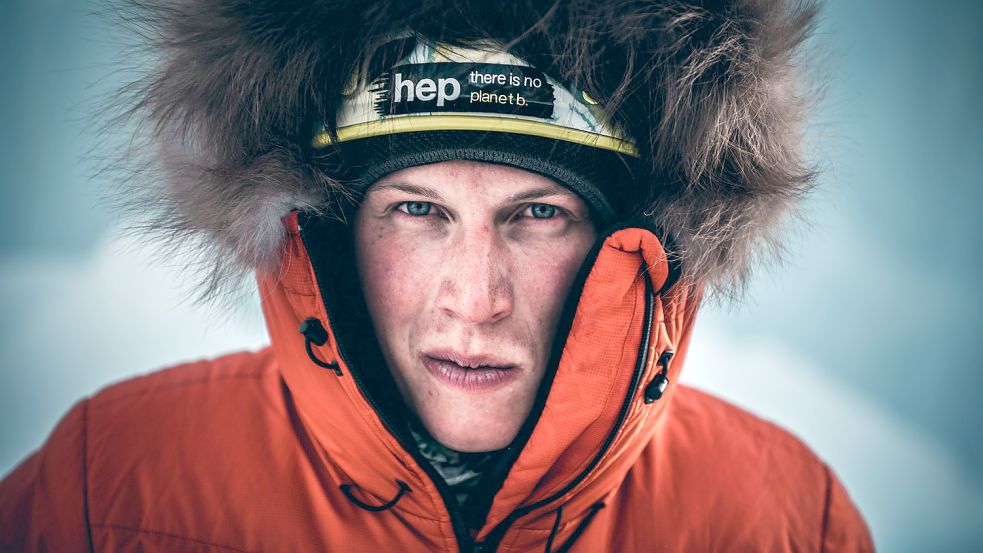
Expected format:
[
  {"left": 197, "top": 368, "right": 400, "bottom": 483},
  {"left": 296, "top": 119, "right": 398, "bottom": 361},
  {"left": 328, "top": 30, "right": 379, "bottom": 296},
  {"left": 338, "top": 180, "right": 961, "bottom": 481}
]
[
  {"left": 326, "top": 130, "right": 639, "bottom": 226},
  {"left": 297, "top": 212, "right": 408, "bottom": 441}
]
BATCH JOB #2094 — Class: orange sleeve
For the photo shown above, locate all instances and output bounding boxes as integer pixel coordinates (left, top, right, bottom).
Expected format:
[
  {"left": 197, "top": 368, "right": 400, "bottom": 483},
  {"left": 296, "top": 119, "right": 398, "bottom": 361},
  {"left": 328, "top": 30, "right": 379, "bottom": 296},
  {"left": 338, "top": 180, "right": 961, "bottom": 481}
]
[
  {"left": 0, "top": 400, "right": 93, "bottom": 553},
  {"left": 821, "top": 464, "right": 876, "bottom": 553}
]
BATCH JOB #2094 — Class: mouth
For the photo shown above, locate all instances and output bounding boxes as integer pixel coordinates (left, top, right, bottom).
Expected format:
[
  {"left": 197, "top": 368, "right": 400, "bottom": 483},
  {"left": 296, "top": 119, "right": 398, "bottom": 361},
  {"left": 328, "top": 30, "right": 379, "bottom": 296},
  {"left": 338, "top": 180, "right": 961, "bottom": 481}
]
[{"left": 420, "top": 350, "right": 521, "bottom": 393}]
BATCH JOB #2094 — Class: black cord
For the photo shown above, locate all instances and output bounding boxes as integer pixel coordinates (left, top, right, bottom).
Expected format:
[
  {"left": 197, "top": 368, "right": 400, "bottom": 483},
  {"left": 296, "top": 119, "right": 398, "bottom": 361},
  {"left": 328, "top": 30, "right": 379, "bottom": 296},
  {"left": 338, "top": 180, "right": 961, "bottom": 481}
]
[
  {"left": 544, "top": 505, "right": 564, "bottom": 553},
  {"left": 555, "top": 503, "right": 605, "bottom": 553},
  {"left": 299, "top": 317, "right": 343, "bottom": 375},
  {"left": 340, "top": 480, "right": 411, "bottom": 513}
]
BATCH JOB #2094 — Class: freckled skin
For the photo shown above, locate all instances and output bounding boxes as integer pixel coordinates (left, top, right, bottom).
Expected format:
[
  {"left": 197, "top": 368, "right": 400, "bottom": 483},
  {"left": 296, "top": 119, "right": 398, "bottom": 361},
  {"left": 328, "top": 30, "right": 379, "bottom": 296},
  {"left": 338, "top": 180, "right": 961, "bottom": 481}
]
[{"left": 355, "top": 160, "right": 596, "bottom": 452}]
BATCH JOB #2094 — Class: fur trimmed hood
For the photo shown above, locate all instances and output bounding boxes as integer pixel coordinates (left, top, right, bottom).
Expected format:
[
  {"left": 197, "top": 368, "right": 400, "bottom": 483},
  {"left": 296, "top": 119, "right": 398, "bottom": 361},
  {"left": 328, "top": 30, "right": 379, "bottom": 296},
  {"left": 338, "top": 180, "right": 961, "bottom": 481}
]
[{"left": 107, "top": 0, "right": 820, "bottom": 300}]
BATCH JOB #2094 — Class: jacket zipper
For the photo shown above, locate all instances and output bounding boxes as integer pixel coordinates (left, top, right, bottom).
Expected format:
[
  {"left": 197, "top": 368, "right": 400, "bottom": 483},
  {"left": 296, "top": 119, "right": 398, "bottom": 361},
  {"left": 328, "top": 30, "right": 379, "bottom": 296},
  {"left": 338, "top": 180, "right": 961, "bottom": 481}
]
[{"left": 474, "top": 269, "right": 656, "bottom": 552}]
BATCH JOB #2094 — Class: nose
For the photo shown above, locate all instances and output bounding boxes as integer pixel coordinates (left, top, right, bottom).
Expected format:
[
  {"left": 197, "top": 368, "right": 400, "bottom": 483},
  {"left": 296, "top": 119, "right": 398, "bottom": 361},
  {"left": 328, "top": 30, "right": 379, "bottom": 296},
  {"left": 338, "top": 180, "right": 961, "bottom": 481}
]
[{"left": 435, "top": 225, "right": 513, "bottom": 325}]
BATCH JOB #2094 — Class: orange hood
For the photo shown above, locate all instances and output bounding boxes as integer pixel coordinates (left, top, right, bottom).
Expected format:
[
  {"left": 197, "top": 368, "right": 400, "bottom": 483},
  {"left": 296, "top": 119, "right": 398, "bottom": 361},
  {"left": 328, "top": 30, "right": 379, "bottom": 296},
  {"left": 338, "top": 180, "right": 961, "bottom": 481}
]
[{"left": 258, "top": 211, "right": 700, "bottom": 547}]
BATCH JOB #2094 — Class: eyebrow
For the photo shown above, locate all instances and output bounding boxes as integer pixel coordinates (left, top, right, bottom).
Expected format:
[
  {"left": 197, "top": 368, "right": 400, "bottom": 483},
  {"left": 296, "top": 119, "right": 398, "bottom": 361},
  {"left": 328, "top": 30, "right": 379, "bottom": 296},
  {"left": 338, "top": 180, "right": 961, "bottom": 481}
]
[
  {"left": 367, "top": 183, "right": 574, "bottom": 203},
  {"left": 368, "top": 183, "right": 445, "bottom": 201},
  {"left": 508, "top": 186, "right": 574, "bottom": 203}
]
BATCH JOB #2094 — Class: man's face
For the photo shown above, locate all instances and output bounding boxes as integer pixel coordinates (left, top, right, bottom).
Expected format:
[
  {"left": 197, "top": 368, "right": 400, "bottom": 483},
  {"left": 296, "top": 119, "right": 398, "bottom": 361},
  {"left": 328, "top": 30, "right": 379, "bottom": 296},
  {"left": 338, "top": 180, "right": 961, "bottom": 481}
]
[{"left": 354, "top": 160, "right": 597, "bottom": 452}]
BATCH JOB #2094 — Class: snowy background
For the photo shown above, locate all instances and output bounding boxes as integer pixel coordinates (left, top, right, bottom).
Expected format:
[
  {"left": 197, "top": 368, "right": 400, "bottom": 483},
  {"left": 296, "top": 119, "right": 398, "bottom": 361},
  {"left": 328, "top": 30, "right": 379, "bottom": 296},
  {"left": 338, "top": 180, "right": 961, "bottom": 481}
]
[{"left": 1, "top": 1, "right": 981, "bottom": 551}]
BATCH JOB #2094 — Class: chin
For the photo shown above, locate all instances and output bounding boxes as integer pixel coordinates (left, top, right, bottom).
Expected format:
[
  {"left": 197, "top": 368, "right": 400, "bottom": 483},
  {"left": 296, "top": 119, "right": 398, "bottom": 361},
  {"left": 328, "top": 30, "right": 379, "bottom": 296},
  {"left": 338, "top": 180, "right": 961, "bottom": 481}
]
[{"left": 422, "top": 411, "right": 520, "bottom": 453}]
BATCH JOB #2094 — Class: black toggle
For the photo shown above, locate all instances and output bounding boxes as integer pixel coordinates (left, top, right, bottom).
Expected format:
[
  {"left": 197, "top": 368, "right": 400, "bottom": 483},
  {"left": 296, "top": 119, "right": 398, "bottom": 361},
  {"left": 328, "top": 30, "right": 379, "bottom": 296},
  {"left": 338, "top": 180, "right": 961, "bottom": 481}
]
[
  {"left": 644, "top": 349, "right": 675, "bottom": 404},
  {"left": 340, "top": 479, "right": 411, "bottom": 513},
  {"left": 299, "top": 317, "right": 342, "bottom": 375},
  {"left": 299, "top": 317, "right": 328, "bottom": 345}
]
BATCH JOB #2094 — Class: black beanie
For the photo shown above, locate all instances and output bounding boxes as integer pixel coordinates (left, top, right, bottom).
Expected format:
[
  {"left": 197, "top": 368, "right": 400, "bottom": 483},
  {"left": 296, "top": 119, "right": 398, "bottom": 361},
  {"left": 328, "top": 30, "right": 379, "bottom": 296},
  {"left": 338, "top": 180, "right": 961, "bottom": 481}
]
[{"left": 314, "top": 39, "right": 640, "bottom": 225}]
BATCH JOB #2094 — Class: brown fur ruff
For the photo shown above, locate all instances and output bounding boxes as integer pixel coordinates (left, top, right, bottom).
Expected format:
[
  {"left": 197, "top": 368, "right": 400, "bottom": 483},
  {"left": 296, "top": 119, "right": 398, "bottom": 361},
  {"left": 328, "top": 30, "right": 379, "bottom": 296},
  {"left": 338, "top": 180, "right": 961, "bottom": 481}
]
[{"left": 104, "top": 0, "right": 820, "bottom": 301}]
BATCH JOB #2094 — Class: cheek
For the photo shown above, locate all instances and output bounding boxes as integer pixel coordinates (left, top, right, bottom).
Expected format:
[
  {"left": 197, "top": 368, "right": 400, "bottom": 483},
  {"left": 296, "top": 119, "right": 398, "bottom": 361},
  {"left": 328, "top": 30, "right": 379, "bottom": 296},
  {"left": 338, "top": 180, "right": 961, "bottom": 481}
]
[
  {"left": 514, "top": 233, "right": 594, "bottom": 329},
  {"left": 355, "top": 221, "right": 432, "bottom": 332}
]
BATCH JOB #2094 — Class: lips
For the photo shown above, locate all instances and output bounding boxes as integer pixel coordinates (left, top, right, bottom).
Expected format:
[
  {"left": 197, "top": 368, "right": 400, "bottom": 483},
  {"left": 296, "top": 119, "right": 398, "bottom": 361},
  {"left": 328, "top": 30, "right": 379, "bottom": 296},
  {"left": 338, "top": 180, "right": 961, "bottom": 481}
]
[{"left": 420, "top": 350, "right": 520, "bottom": 393}]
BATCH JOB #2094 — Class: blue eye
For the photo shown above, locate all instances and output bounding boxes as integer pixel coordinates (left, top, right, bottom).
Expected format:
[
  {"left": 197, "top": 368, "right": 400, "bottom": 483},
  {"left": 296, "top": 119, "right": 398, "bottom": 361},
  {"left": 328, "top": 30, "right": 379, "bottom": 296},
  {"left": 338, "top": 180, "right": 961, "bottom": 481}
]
[
  {"left": 528, "top": 204, "right": 558, "bottom": 219},
  {"left": 400, "top": 201, "right": 432, "bottom": 216}
]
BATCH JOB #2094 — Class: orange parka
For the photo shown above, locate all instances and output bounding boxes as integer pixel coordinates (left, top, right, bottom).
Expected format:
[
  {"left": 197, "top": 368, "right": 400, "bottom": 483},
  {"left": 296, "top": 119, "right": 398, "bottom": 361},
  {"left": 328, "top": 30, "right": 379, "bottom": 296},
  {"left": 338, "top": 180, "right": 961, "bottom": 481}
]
[{"left": 0, "top": 213, "right": 875, "bottom": 552}]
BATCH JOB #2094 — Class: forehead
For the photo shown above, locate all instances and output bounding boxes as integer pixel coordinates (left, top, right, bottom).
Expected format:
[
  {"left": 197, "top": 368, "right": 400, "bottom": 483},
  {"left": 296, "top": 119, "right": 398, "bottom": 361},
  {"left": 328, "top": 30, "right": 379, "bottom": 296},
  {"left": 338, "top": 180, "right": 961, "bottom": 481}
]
[{"left": 365, "top": 160, "right": 579, "bottom": 204}]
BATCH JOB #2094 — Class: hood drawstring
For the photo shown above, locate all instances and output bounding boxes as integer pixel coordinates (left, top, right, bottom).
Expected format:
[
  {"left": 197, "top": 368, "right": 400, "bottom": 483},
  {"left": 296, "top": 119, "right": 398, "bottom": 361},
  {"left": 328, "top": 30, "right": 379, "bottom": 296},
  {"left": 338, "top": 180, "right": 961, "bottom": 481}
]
[
  {"left": 340, "top": 479, "right": 411, "bottom": 513},
  {"left": 299, "top": 318, "right": 342, "bottom": 376},
  {"left": 544, "top": 505, "right": 563, "bottom": 553},
  {"left": 544, "top": 502, "right": 606, "bottom": 553},
  {"left": 644, "top": 349, "right": 675, "bottom": 404}
]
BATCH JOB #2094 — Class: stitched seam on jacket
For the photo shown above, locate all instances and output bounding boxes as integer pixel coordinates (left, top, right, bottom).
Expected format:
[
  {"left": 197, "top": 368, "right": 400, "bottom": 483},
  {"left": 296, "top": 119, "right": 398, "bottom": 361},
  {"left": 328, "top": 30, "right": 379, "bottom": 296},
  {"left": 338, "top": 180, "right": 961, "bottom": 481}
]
[
  {"left": 82, "top": 400, "right": 95, "bottom": 553},
  {"left": 818, "top": 463, "right": 833, "bottom": 553},
  {"left": 91, "top": 524, "right": 262, "bottom": 553},
  {"left": 94, "top": 373, "right": 266, "bottom": 406}
]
